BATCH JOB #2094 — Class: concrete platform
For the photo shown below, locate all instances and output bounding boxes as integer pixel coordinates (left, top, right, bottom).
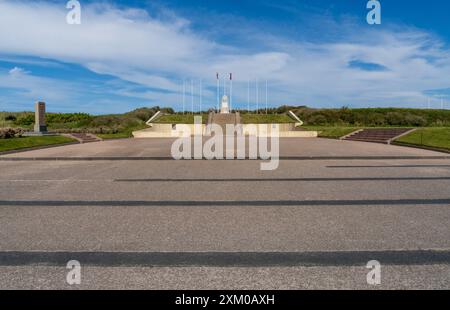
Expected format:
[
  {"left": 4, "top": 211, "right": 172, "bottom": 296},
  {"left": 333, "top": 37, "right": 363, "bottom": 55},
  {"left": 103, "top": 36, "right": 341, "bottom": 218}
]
[
  {"left": 0, "top": 137, "right": 447, "bottom": 159},
  {"left": 133, "top": 123, "right": 318, "bottom": 138}
]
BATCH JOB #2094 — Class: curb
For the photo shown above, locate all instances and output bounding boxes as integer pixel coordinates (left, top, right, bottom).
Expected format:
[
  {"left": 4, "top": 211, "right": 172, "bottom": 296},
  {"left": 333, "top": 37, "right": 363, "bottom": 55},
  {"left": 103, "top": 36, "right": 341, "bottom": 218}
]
[
  {"left": 391, "top": 141, "right": 450, "bottom": 155},
  {"left": 0, "top": 142, "right": 80, "bottom": 156},
  {"left": 1, "top": 155, "right": 450, "bottom": 161}
]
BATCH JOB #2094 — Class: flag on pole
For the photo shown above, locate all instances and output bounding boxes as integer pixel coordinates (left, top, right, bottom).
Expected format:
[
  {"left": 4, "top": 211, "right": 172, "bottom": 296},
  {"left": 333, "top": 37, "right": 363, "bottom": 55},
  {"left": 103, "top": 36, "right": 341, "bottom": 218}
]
[
  {"left": 216, "top": 72, "right": 219, "bottom": 80},
  {"left": 229, "top": 73, "right": 232, "bottom": 80}
]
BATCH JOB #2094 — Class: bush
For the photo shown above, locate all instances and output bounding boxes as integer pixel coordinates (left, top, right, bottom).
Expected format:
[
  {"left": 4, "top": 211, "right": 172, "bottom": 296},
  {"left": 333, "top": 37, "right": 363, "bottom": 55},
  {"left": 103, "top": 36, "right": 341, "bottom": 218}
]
[
  {"left": 386, "top": 112, "right": 405, "bottom": 126},
  {"left": 404, "top": 114, "right": 427, "bottom": 127},
  {"left": 307, "top": 114, "right": 327, "bottom": 125},
  {"left": 15, "top": 114, "right": 34, "bottom": 126},
  {"left": 47, "top": 113, "right": 92, "bottom": 124},
  {"left": 0, "top": 128, "right": 24, "bottom": 139},
  {"left": 366, "top": 112, "right": 386, "bottom": 126},
  {"left": 5, "top": 115, "right": 16, "bottom": 121}
]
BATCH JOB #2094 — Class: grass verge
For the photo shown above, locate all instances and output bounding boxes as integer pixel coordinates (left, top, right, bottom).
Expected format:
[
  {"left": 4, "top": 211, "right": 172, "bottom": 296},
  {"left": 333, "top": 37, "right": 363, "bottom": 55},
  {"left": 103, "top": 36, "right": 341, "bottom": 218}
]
[
  {"left": 303, "top": 126, "right": 361, "bottom": 138},
  {"left": 154, "top": 114, "right": 208, "bottom": 124},
  {"left": 394, "top": 128, "right": 450, "bottom": 151},
  {"left": 96, "top": 132, "right": 132, "bottom": 139},
  {"left": 0, "top": 136, "right": 76, "bottom": 153},
  {"left": 240, "top": 114, "right": 294, "bottom": 124}
]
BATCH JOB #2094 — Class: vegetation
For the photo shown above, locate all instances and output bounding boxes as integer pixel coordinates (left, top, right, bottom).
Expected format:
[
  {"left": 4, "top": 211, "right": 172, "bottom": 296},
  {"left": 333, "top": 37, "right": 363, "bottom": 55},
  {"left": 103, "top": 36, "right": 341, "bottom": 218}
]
[
  {"left": 240, "top": 114, "right": 293, "bottom": 124},
  {"left": 0, "top": 136, "right": 76, "bottom": 152},
  {"left": 1, "top": 107, "right": 163, "bottom": 138},
  {"left": 154, "top": 114, "right": 209, "bottom": 124},
  {"left": 303, "top": 126, "right": 361, "bottom": 138},
  {"left": 0, "top": 128, "right": 25, "bottom": 139},
  {"left": 292, "top": 107, "right": 450, "bottom": 127},
  {"left": 3, "top": 106, "right": 450, "bottom": 140},
  {"left": 96, "top": 132, "right": 134, "bottom": 140},
  {"left": 394, "top": 128, "right": 450, "bottom": 151}
]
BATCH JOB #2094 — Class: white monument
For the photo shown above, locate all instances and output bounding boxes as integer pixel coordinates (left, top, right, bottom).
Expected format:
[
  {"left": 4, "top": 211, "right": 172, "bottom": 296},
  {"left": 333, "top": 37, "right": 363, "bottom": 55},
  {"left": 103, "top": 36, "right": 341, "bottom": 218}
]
[{"left": 220, "top": 95, "right": 230, "bottom": 114}]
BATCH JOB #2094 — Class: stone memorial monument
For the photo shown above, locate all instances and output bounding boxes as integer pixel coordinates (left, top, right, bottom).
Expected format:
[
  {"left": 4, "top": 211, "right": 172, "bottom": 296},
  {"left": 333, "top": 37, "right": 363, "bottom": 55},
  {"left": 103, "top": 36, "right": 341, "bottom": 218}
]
[
  {"left": 220, "top": 95, "right": 230, "bottom": 114},
  {"left": 34, "top": 101, "right": 47, "bottom": 133}
]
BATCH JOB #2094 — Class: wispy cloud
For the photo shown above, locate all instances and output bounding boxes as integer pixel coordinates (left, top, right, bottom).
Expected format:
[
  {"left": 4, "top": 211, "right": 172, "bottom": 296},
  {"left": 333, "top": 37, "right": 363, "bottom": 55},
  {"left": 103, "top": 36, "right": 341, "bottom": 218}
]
[{"left": 0, "top": 0, "right": 449, "bottom": 112}]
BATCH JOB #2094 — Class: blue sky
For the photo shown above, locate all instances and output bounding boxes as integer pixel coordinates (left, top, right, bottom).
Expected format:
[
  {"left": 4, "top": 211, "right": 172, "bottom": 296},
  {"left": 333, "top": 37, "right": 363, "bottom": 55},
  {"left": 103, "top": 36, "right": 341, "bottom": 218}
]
[{"left": 0, "top": 0, "right": 450, "bottom": 113}]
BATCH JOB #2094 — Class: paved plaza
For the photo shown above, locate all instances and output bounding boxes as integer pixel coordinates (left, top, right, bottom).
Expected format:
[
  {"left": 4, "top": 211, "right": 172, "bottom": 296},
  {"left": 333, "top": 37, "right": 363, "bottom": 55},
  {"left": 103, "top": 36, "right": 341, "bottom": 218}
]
[{"left": 0, "top": 138, "right": 449, "bottom": 289}]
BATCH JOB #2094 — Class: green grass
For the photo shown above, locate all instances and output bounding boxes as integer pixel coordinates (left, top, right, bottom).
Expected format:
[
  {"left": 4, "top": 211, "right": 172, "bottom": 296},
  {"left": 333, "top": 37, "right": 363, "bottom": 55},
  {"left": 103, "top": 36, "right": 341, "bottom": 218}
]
[
  {"left": 154, "top": 114, "right": 208, "bottom": 124},
  {"left": 97, "top": 132, "right": 132, "bottom": 139},
  {"left": 96, "top": 124, "right": 148, "bottom": 139},
  {"left": 240, "top": 114, "right": 294, "bottom": 124},
  {"left": 0, "top": 136, "right": 77, "bottom": 152},
  {"left": 303, "top": 126, "right": 361, "bottom": 138},
  {"left": 394, "top": 127, "right": 450, "bottom": 151},
  {"left": 155, "top": 113, "right": 294, "bottom": 124}
]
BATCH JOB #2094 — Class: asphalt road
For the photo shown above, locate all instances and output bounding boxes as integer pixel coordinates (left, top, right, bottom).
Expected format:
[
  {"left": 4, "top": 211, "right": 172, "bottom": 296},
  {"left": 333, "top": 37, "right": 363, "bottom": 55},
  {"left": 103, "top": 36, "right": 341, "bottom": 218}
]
[{"left": 0, "top": 138, "right": 449, "bottom": 289}]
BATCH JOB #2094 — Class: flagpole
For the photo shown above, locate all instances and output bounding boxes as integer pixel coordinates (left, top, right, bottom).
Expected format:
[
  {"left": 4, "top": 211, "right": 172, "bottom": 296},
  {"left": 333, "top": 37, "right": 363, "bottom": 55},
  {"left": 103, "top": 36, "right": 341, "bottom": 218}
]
[
  {"left": 265, "top": 79, "right": 268, "bottom": 115},
  {"left": 200, "top": 79, "right": 202, "bottom": 113},
  {"left": 182, "top": 80, "right": 185, "bottom": 115},
  {"left": 191, "top": 79, "right": 194, "bottom": 115},
  {"left": 216, "top": 73, "right": 219, "bottom": 112},
  {"left": 247, "top": 80, "right": 250, "bottom": 113},
  {"left": 256, "top": 79, "right": 259, "bottom": 114}
]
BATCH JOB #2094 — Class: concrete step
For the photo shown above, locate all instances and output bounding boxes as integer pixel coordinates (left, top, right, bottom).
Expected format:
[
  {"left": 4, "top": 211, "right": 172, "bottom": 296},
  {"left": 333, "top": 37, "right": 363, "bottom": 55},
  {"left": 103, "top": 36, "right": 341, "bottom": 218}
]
[
  {"left": 67, "top": 133, "right": 102, "bottom": 144},
  {"left": 344, "top": 128, "right": 413, "bottom": 144}
]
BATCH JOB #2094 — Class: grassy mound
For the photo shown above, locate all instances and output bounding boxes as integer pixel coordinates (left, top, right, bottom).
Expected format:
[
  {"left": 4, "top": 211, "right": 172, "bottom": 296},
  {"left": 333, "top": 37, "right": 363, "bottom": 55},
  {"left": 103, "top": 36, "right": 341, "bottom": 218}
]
[
  {"left": 240, "top": 114, "right": 294, "bottom": 124},
  {"left": 154, "top": 114, "right": 209, "bottom": 124}
]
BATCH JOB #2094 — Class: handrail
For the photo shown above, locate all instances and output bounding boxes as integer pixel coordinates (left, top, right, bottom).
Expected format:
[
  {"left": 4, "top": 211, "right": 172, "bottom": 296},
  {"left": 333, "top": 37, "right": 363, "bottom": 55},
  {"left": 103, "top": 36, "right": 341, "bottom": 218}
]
[
  {"left": 288, "top": 111, "right": 304, "bottom": 127},
  {"left": 146, "top": 111, "right": 162, "bottom": 127}
]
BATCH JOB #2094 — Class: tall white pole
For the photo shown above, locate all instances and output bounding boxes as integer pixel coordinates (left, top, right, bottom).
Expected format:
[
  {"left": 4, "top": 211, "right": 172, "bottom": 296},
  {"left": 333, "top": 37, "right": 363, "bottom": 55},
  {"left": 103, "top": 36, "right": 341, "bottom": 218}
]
[
  {"left": 182, "top": 80, "right": 185, "bottom": 115},
  {"left": 200, "top": 79, "right": 202, "bottom": 113},
  {"left": 265, "top": 79, "right": 268, "bottom": 115},
  {"left": 191, "top": 79, "right": 194, "bottom": 115},
  {"left": 216, "top": 73, "right": 219, "bottom": 112},
  {"left": 247, "top": 80, "right": 250, "bottom": 112},
  {"left": 441, "top": 95, "right": 444, "bottom": 110},
  {"left": 256, "top": 79, "right": 259, "bottom": 114}
]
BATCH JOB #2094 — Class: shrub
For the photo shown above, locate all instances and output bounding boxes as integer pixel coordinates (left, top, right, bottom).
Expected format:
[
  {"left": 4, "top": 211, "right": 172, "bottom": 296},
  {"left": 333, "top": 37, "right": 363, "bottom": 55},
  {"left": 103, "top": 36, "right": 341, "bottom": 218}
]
[
  {"left": 5, "top": 115, "right": 16, "bottom": 121},
  {"left": 307, "top": 114, "right": 327, "bottom": 125},
  {"left": 15, "top": 114, "right": 34, "bottom": 126},
  {"left": 0, "top": 128, "right": 24, "bottom": 139},
  {"left": 47, "top": 113, "right": 92, "bottom": 124},
  {"left": 404, "top": 114, "right": 427, "bottom": 127},
  {"left": 366, "top": 113, "right": 386, "bottom": 126}
]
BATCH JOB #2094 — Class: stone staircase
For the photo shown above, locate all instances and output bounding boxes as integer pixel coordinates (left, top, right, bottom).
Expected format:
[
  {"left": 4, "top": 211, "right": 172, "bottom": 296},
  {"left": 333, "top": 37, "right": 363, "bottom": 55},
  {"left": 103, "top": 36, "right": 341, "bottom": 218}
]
[
  {"left": 208, "top": 112, "right": 241, "bottom": 134},
  {"left": 67, "top": 133, "right": 102, "bottom": 144},
  {"left": 343, "top": 128, "right": 415, "bottom": 144}
]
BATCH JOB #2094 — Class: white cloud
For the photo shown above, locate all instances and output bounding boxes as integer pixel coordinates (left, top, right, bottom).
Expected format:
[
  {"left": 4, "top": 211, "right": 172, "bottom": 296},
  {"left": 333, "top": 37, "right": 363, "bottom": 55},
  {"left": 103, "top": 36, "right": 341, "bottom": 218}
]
[
  {"left": 0, "top": 0, "right": 450, "bottom": 111},
  {"left": 8, "top": 66, "right": 30, "bottom": 77}
]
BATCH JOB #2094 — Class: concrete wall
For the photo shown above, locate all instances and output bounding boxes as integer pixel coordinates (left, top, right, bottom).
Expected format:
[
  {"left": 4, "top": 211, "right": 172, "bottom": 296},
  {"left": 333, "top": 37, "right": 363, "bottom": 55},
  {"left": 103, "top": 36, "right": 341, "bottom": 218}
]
[{"left": 133, "top": 123, "right": 317, "bottom": 138}]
